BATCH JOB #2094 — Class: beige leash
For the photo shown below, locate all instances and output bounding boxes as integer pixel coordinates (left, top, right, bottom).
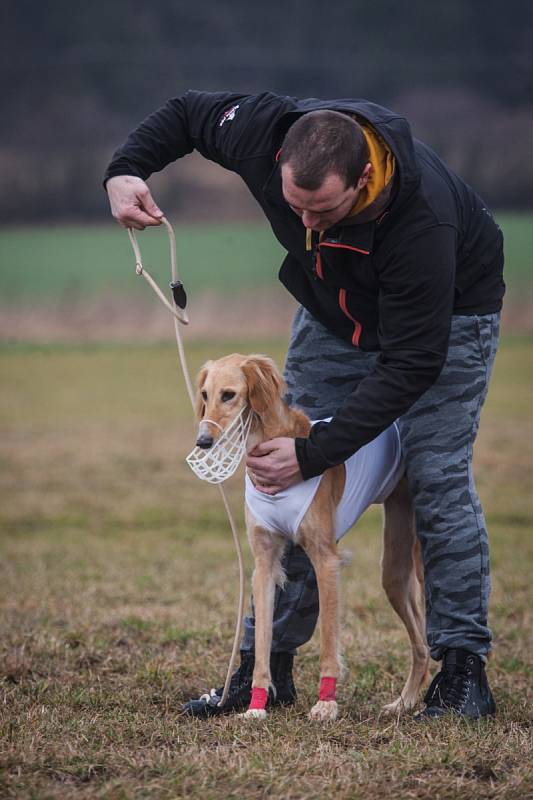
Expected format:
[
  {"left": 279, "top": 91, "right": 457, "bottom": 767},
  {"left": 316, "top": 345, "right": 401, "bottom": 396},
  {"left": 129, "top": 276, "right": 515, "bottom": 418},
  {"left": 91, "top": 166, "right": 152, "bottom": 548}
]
[{"left": 127, "top": 218, "right": 246, "bottom": 708}]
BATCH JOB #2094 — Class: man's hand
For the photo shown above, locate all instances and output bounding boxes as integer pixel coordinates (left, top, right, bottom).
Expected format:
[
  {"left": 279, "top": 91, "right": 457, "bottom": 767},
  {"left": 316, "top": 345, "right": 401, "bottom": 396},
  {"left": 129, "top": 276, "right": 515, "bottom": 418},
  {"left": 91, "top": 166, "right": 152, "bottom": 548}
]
[
  {"left": 246, "top": 437, "right": 303, "bottom": 495},
  {"left": 106, "top": 175, "right": 164, "bottom": 230}
]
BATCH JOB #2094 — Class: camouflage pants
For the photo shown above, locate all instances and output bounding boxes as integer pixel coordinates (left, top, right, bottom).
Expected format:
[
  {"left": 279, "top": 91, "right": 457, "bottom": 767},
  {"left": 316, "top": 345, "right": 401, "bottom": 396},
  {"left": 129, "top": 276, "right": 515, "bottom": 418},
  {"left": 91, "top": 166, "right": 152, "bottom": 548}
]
[{"left": 241, "top": 307, "right": 500, "bottom": 661}]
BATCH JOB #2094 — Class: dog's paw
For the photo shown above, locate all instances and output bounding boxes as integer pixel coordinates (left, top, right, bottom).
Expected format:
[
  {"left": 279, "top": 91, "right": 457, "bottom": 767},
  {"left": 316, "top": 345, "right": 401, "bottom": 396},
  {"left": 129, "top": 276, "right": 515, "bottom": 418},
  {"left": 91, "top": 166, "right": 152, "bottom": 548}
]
[
  {"left": 241, "top": 708, "right": 268, "bottom": 720},
  {"left": 381, "top": 695, "right": 417, "bottom": 716},
  {"left": 309, "top": 700, "right": 339, "bottom": 722},
  {"left": 381, "top": 697, "right": 404, "bottom": 716}
]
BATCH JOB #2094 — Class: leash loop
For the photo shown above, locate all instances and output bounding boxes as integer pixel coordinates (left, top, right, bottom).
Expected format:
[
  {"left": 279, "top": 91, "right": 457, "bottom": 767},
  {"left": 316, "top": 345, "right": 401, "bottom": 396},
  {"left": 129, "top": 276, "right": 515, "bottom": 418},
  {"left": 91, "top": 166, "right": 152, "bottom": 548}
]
[{"left": 127, "top": 222, "right": 189, "bottom": 326}]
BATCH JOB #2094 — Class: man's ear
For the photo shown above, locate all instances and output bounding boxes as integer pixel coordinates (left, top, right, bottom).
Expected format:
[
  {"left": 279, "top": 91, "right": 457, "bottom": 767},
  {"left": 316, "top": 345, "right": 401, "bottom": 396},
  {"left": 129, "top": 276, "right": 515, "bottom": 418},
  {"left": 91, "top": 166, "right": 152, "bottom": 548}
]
[
  {"left": 357, "top": 162, "right": 372, "bottom": 189},
  {"left": 195, "top": 361, "right": 212, "bottom": 420},
  {"left": 241, "top": 355, "right": 285, "bottom": 414}
]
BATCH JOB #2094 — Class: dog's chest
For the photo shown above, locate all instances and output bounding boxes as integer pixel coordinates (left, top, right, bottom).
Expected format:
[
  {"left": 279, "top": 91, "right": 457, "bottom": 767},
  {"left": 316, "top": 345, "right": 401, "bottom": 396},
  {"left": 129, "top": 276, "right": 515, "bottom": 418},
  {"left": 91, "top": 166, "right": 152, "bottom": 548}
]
[
  {"left": 245, "top": 474, "right": 323, "bottom": 539},
  {"left": 245, "top": 421, "right": 404, "bottom": 542}
]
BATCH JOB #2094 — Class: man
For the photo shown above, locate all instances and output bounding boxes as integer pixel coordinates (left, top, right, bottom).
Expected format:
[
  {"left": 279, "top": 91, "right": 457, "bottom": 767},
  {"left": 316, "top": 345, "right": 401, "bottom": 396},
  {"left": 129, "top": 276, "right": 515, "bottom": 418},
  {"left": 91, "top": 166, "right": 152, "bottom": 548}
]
[{"left": 104, "top": 91, "right": 504, "bottom": 720}]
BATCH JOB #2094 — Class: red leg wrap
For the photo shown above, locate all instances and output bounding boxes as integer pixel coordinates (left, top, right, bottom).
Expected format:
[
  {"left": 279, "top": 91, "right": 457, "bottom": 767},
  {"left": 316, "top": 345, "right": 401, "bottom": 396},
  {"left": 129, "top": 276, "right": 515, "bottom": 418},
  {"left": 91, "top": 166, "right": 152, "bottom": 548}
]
[
  {"left": 249, "top": 687, "right": 268, "bottom": 710},
  {"left": 319, "top": 676, "right": 337, "bottom": 702}
]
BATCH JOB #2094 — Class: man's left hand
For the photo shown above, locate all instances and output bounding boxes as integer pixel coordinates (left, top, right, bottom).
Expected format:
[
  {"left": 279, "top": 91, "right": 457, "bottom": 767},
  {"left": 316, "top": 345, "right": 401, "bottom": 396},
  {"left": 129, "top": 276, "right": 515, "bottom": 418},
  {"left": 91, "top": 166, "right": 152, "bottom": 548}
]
[{"left": 246, "top": 437, "right": 302, "bottom": 494}]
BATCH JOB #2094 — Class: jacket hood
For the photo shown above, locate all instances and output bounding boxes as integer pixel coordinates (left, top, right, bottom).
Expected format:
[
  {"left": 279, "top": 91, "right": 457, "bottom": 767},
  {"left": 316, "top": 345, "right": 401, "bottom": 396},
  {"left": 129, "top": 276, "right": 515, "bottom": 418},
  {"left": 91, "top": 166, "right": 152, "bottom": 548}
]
[{"left": 273, "top": 97, "right": 421, "bottom": 213}]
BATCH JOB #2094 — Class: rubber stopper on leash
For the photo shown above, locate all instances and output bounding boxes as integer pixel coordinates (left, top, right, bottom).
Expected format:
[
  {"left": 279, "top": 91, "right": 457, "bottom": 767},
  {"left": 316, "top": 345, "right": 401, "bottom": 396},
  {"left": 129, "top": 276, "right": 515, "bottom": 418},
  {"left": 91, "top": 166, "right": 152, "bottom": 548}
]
[
  {"left": 319, "top": 676, "right": 337, "bottom": 702},
  {"left": 249, "top": 687, "right": 268, "bottom": 710},
  {"left": 170, "top": 279, "right": 187, "bottom": 310}
]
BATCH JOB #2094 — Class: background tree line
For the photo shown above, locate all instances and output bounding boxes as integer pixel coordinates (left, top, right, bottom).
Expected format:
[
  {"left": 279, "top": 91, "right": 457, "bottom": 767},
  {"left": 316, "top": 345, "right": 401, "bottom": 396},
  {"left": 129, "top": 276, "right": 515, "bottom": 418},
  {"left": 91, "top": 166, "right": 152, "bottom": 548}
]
[{"left": 2, "top": 0, "right": 532, "bottom": 222}]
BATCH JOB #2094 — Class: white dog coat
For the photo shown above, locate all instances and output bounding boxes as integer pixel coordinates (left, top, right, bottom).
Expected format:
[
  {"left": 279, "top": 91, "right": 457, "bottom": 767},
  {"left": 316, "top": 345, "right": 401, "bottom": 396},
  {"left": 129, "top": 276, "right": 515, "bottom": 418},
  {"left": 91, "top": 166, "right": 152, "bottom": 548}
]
[{"left": 245, "top": 421, "right": 403, "bottom": 541}]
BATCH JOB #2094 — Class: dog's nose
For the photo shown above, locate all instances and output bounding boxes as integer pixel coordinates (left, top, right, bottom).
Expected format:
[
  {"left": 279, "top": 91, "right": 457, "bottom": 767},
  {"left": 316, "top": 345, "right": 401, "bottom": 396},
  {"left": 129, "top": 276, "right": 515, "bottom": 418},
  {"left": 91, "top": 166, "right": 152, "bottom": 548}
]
[{"left": 196, "top": 433, "right": 214, "bottom": 449}]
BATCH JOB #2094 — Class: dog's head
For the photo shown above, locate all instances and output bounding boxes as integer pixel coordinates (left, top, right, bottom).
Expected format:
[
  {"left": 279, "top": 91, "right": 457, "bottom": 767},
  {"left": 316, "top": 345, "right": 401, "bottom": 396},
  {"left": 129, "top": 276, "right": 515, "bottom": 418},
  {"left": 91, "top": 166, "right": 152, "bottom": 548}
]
[{"left": 194, "top": 353, "right": 285, "bottom": 448}]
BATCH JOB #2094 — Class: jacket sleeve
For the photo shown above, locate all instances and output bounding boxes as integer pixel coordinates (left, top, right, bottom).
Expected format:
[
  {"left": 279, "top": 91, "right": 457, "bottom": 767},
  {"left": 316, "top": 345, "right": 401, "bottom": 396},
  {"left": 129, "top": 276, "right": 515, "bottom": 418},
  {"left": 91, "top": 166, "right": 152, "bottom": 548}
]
[
  {"left": 103, "top": 90, "right": 293, "bottom": 185},
  {"left": 294, "top": 224, "right": 457, "bottom": 478}
]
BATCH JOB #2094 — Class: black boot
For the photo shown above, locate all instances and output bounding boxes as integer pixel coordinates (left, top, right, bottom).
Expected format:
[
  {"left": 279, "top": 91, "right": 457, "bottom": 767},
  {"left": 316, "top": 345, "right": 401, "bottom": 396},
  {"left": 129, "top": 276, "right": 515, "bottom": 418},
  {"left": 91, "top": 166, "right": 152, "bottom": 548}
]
[
  {"left": 270, "top": 651, "right": 297, "bottom": 705},
  {"left": 182, "top": 650, "right": 296, "bottom": 718},
  {"left": 416, "top": 648, "right": 496, "bottom": 720}
]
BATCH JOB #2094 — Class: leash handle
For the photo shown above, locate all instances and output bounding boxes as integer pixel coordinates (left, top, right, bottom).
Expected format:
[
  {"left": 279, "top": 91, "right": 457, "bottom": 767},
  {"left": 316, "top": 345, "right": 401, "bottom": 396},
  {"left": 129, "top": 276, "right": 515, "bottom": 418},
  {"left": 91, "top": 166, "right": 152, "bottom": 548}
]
[
  {"left": 126, "top": 218, "right": 195, "bottom": 408},
  {"left": 127, "top": 220, "right": 189, "bottom": 326}
]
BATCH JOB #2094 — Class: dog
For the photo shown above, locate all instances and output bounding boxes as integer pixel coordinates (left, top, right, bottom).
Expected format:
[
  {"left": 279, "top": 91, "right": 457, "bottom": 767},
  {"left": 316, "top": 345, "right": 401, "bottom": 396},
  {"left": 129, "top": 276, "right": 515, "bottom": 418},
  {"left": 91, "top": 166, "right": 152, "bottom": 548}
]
[{"left": 193, "top": 353, "right": 429, "bottom": 720}]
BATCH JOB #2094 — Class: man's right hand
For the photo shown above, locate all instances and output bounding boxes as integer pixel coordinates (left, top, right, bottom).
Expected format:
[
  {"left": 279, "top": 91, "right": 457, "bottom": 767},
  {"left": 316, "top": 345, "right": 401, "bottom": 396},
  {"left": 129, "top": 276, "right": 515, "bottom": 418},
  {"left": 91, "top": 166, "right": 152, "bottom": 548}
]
[{"left": 106, "top": 175, "right": 164, "bottom": 230}]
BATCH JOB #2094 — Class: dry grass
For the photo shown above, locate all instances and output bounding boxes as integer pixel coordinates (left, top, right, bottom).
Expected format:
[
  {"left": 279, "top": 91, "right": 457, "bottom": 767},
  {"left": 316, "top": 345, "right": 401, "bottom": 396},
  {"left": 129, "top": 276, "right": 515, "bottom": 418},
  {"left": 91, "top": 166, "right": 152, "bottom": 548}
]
[
  {"left": 0, "top": 290, "right": 299, "bottom": 344},
  {"left": 1, "top": 338, "right": 532, "bottom": 799},
  {"left": 1, "top": 293, "right": 532, "bottom": 345}
]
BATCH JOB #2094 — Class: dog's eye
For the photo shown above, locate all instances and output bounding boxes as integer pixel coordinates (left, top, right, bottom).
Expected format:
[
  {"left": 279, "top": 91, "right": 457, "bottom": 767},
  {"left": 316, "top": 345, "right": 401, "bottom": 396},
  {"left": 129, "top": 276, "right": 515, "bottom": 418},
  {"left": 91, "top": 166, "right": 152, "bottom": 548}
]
[
  {"left": 221, "top": 391, "right": 236, "bottom": 403},
  {"left": 201, "top": 390, "right": 208, "bottom": 401}
]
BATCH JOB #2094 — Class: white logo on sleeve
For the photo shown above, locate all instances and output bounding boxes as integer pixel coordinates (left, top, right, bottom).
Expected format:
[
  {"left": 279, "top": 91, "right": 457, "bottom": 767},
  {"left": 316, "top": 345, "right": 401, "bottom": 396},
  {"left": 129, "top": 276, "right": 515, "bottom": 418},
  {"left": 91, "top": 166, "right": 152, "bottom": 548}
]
[{"left": 219, "top": 104, "right": 240, "bottom": 127}]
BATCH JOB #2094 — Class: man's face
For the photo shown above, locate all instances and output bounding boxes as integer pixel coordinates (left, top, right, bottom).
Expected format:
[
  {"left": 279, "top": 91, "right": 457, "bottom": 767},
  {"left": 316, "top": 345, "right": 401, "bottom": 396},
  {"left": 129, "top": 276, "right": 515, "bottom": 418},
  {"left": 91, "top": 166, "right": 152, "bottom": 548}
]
[{"left": 281, "top": 164, "right": 368, "bottom": 231}]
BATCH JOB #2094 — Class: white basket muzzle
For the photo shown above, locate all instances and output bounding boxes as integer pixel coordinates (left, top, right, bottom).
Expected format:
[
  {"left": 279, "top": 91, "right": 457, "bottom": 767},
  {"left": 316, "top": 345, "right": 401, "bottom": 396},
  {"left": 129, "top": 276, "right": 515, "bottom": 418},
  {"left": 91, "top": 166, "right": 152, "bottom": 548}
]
[{"left": 186, "top": 408, "right": 253, "bottom": 484}]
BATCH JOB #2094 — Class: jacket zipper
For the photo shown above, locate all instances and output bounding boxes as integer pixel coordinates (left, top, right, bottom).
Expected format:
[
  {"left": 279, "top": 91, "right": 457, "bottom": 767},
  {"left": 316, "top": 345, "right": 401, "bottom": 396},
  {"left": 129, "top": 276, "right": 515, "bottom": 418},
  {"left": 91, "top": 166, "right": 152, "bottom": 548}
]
[
  {"left": 338, "top": 289, "right": 362, "bottom": 346},
  {"left": 314, "top": 241, "right": 370, "bottom": 282},
  {"left": 313, "top": 240, "right": 368, "bottom": 346},
  {"left": 318, "top": 241, "right": 370, "bottom": 256},
  {"left": 315, "top": 245, "right": 324, "bottom": 278}
]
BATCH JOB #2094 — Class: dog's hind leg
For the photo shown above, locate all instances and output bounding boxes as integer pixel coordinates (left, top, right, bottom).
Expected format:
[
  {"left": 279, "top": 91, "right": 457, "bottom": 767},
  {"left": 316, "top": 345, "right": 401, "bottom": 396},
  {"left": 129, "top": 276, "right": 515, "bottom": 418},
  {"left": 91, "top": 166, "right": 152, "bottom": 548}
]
[
  {"left": 242, "top": 522, "right": 287, "bottom": 720},
  {"left": 380, "top": 477, "right": 429, "bottom": 714}
]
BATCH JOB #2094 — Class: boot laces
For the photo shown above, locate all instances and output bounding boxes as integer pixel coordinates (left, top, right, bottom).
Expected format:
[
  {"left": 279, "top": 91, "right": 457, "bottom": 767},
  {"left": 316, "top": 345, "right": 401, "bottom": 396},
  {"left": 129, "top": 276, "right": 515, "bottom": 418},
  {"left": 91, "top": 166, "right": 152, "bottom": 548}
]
[
  {"left": 198, "top": 688, "right": 222, "bottom": 706},
  {"left": 436, "top": 667, "right": 471, "bottom": 710},
  {"left": 206, "top": 658, "right": 252, "bottom": 701}
]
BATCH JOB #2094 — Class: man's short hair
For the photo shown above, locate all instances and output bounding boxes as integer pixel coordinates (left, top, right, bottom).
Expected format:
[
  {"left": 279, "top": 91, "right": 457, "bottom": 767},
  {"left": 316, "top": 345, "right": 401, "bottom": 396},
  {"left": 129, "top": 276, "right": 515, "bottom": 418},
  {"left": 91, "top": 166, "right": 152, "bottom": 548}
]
[{"left": 279, "top": 110, "right": 370, "bottom": 191}]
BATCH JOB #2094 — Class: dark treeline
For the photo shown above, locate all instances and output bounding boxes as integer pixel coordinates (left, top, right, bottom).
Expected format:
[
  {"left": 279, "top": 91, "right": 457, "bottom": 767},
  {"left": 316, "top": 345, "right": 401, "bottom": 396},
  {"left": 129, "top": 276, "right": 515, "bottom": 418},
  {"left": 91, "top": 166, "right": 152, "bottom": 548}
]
[{"left": 2, "top": 1, "right": 532, "bottom": 222}]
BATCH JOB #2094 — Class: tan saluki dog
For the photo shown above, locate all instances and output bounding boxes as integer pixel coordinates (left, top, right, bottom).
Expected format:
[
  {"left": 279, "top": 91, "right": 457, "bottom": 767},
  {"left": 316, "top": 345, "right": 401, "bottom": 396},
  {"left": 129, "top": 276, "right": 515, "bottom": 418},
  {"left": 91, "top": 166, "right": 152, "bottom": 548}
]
[{"left": 194, "top": 353, "right": 429, "bottom": 721}]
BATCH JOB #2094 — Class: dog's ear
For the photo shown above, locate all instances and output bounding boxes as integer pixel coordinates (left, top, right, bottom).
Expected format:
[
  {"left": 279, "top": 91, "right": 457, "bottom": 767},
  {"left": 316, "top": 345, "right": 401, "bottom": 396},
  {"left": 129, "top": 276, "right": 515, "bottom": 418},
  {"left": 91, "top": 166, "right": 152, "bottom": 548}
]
[
  {"left": 241, "top": 355, "right": 285, "bottom": 414},
  {"left": 195, "top": 361, "right": 212, "bottom": 420}
]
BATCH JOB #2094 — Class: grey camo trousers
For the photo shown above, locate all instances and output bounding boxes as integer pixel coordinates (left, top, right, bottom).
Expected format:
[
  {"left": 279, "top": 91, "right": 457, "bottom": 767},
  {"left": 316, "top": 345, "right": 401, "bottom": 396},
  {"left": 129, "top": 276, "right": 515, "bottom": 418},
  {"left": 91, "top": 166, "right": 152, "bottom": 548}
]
[{"left": 241, "top": 308, "right": 500, "bottom": 661}]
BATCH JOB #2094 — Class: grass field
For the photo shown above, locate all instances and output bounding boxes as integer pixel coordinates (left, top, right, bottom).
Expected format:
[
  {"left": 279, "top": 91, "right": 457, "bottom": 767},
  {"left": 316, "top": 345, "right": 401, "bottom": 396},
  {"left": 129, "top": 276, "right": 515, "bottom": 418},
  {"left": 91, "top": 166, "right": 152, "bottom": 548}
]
[
  {"left": 1, "top": 336, "right": 532, "bottom": 799},
  {"left": 0, "top": 223, "right": 286, "bottom": 303},
  {"left": 0, "top": 213, "right": 532, "bottom": 341}
]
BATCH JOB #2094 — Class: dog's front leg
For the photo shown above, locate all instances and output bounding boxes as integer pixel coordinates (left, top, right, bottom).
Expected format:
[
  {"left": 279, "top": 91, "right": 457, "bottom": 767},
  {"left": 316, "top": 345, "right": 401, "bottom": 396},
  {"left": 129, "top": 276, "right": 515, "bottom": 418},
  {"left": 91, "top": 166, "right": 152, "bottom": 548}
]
[
  {"left": 298, "top": 476, "right": 343, "bottom": 722},
  {"left": 307, "top": 547, "right": 341, "bottom": 722},
  {"left": 242, "top": 526, "right": 286, "bottom": 720}
]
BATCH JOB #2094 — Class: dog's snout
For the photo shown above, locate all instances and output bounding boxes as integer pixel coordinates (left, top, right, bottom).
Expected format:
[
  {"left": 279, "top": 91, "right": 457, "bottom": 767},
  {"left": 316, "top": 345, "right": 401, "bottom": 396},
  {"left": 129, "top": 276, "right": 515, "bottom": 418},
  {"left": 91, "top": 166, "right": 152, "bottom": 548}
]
[{"left": 196, "top": 433, "right": 214, "bottom": 449}]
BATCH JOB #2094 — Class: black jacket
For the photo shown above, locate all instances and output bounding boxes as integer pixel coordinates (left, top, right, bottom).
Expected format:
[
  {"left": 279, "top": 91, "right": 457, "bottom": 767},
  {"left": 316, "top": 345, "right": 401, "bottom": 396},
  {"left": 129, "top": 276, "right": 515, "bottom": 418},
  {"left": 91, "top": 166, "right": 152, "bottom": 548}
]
[{"left": 104, "top": 91, "right": 505, "bottom": 478}]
